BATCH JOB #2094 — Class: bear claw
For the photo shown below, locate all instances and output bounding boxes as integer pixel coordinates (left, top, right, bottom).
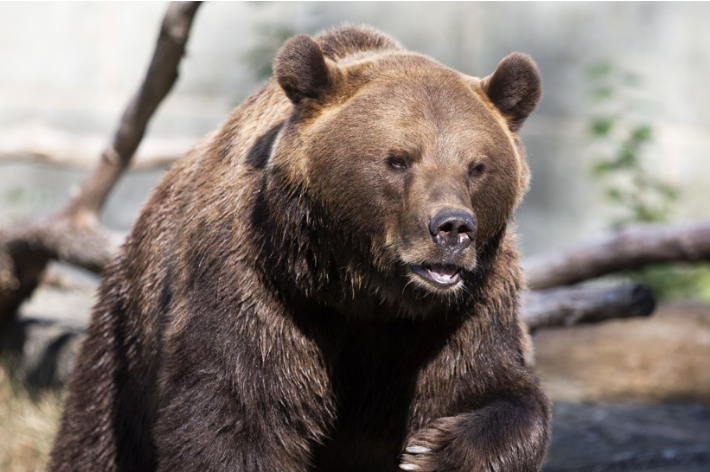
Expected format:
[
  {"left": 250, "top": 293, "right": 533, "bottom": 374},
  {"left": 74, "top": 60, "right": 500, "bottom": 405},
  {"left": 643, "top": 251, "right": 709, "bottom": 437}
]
[
  {"left": 405, "top": 446, "right": 432, "bottom": 454},
  {"left": 399, "top": 463, "right": 420, "bottom": 471}
]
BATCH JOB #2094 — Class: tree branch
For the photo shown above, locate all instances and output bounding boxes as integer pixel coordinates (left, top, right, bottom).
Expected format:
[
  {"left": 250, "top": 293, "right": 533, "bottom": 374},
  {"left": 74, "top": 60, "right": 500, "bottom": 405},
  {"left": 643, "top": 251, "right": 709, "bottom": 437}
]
[
  {"left": 63, "top": 1, "right": 202, "bottom": 222},
  {"left": 524, "top": 220, "right": 710, "bottom": 290},
  {"left": 0, "top": 123, "right": 189, "bottom": 170},
  {"left": 0, "top": 2, "right": 202, "bottom": 334}
]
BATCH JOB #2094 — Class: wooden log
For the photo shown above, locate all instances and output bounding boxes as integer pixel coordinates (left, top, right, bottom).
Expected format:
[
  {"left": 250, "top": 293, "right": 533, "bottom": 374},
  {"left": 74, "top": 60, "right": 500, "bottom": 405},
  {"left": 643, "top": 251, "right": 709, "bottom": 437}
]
[
  {"left": 524, "top": 220, "right": 710, "bottom": 290},
  {"left": 522, "top": 282, "right": 656, "bottom": 332}
]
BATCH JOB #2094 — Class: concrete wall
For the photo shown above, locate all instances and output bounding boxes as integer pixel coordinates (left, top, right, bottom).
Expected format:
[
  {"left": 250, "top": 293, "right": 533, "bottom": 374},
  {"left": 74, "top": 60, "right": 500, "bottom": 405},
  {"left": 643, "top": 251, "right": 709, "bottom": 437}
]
[{"left": 1, "top": 2, "right": 709, "bottom": 256}]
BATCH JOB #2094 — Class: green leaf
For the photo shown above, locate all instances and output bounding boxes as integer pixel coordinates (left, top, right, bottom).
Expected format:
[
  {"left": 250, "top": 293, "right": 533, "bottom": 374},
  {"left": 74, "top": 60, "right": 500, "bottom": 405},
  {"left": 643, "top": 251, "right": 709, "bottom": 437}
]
[
  {"left": 618, "top": 146, "right": 638, "bottom": 167},
  {"left": 622, "top": 72, "right": 641, "bottom": 87},
  {"left": 631, "top": 124, "right": 653, "bottom": 142},
  {"left": 591, "top": 86, "right": 614, "bottom": 101},
  {"left": 656, "top": 183, "right": 679, "bottom": 200},
  {"left": 606, "top": 187, "right": 624, "bottom": 202},
  {"left": 587, "top": 62, "right": 612, "bottom": 79},
  {"left": 591, "top": 160, "right": 618, "bottom": 177},
  {"left": 590, "top": 117, "right": 614, "bottom": 137}
]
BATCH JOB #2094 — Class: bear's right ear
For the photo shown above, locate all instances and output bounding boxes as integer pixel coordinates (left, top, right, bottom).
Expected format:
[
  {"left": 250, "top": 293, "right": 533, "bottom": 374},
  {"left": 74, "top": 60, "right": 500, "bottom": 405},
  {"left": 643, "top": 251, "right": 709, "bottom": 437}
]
[{"left": 273, "top": 35, "right": 341, "bottom": 105}]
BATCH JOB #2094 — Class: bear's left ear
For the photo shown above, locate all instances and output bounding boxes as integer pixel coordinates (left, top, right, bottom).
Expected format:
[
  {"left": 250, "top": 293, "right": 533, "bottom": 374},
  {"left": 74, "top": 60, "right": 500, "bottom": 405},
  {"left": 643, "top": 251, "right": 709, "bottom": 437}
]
[
  {"left": 273, "top": 35, "right": 342, "bottom": 105},
  {"left": 480, "top": 53, "right": 541, "bottom": 132}
]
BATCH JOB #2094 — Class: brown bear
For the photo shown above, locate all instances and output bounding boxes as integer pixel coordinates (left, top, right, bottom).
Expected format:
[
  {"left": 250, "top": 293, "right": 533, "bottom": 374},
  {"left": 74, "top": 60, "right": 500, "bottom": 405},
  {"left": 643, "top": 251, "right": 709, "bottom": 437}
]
[{"left": 49, "top": 25, "right": 550, "bottom": 472}]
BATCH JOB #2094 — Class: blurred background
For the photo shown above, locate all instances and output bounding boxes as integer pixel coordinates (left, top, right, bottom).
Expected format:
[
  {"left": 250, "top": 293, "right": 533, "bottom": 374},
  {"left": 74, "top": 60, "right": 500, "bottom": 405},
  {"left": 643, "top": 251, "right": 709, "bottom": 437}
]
[
  {"left": 1, "top": 2, "right": 709, "bottom": 471},
  {"left": 3, "top": 2, "right": 710, "bottom": 251}
]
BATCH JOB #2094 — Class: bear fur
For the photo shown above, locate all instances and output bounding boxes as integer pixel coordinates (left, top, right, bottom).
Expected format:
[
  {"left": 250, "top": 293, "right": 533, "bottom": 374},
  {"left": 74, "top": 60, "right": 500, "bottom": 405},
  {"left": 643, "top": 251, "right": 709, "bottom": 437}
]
[{"left": 49, "top": 25, "right": 550, "bottom": 472}]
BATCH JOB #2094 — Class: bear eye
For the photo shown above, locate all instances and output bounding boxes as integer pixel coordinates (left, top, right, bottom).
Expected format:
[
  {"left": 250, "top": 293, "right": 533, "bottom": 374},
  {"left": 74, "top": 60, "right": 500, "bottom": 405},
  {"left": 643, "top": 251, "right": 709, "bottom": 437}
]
[
  {"left": 468, "top": 161, "right": 486, "bottom": 178},
  {"left": 386, "top": 151, "right": 411, "bottom": 171}
]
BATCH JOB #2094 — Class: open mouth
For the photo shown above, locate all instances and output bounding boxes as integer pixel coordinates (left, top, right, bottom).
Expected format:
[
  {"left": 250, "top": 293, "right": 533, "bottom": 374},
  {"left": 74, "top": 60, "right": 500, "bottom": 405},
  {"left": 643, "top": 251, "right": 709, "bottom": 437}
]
[{"left": 410, "top": 264, "right": 461, "bottom": 288}]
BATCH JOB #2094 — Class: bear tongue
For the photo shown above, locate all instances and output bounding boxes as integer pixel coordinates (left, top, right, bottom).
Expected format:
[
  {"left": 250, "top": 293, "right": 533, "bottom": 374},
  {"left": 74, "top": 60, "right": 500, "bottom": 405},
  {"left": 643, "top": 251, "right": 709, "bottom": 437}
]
[{"left": 426, "top": 264, "right": 460, "bottom": 286}]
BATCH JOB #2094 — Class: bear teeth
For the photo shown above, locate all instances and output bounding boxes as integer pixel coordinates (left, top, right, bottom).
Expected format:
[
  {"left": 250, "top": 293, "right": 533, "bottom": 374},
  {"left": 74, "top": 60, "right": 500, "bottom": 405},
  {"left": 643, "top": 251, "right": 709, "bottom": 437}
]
[{"left": 411, "top": 264, "right": 461, "bottom": 287}]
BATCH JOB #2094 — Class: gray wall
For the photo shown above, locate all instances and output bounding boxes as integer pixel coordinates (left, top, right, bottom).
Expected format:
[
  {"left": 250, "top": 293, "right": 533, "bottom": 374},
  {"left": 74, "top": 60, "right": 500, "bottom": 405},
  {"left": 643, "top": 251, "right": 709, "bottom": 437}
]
[{"left": 1, "top": 2, "right": 709, "bottom": 256}]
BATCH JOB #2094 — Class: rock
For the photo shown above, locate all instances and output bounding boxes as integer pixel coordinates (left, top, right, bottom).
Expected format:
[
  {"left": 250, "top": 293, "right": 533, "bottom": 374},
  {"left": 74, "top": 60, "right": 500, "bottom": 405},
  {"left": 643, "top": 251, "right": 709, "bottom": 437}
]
[
  {"left": 545, "top": 402, "right": 710, "bottom": 472},
  {"left": 3, "top": 278, "right": 93, "bottom": 388}
]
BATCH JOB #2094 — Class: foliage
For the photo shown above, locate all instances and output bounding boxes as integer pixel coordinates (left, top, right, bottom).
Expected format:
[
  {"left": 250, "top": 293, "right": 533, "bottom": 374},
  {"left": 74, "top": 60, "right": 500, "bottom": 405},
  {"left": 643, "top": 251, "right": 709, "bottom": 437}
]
[
  {"left": 634, "top": 264, "right": 710, "bottom": 303},
  {"left": 586, "top": 62, "right": 678, "bottom": 229},
  {"left": 586, "top": 62, "right": 710, "bottom": 303}
]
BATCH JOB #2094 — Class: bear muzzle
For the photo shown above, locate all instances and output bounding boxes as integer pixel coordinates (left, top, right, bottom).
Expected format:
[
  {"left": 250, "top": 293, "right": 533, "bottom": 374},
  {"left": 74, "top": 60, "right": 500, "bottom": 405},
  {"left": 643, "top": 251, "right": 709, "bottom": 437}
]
[{"left": 403, "top": 209, "right": 478, "bottom": 289}]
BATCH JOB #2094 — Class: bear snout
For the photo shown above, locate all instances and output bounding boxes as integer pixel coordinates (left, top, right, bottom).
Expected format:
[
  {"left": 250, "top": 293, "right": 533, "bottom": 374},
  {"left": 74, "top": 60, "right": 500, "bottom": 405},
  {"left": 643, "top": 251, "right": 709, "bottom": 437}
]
[{"left": 428, "top": 209, "right": 476, "bottom": 251}]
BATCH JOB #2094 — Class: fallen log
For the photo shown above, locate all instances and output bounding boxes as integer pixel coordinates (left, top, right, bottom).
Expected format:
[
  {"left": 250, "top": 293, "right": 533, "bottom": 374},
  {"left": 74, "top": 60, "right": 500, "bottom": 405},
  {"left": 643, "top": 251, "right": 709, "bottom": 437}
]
[
  {"left": 522, "top": 282, "right": 656, "bottom": 332},
  {"left": 524, "top": 220, "right": 710, "bottom": 290}
]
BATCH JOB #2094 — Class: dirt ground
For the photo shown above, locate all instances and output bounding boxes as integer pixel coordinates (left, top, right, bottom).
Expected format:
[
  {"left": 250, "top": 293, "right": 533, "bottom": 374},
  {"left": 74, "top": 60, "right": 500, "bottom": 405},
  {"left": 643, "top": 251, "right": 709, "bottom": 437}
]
[{"left": 534, "top": 302, "right": 710, "bottom": 404}]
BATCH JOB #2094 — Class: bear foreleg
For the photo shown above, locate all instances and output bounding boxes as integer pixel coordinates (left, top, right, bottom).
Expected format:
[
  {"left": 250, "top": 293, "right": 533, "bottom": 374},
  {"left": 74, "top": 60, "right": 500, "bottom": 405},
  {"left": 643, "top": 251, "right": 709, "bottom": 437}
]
[{"left": 400, "top": 389, "right": 550, "bottom": 472}]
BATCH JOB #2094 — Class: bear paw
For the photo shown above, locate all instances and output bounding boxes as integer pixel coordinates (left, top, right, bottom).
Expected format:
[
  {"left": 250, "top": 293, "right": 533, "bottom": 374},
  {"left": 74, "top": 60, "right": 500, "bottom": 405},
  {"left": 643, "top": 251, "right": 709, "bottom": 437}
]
[
  {"left": 399, "top": 416, "right": 459, "bottom": 472},
  {"left": 399, "top": 410, "right": 545, "bottom": 472}
]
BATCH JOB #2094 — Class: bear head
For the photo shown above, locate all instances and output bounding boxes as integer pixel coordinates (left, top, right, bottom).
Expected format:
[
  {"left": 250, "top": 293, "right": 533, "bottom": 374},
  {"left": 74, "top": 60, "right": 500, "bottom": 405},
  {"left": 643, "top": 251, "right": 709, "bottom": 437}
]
[{"left": 265, "top": 29, "right": 541, "bottom": 315}]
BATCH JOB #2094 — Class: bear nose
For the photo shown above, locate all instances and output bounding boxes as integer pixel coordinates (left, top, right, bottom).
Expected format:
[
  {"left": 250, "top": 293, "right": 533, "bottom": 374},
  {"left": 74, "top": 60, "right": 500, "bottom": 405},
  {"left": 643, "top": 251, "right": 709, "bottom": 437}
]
[{"left": 429, "top": 210, "right": 476, "bottom": 250}]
